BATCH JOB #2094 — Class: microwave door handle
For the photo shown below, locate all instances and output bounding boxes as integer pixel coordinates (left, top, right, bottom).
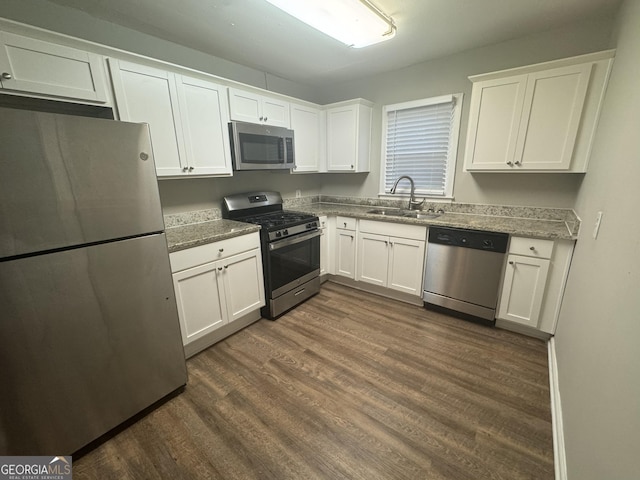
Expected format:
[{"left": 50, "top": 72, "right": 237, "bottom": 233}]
[{"left": 269, "top": 230, "right": 321, "bottom": 251}]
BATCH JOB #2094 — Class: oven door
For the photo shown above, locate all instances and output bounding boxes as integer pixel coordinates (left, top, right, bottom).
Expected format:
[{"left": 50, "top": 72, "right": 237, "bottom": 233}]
[{"left": 267, "top": 230, "right": 321, "bottom": 298}]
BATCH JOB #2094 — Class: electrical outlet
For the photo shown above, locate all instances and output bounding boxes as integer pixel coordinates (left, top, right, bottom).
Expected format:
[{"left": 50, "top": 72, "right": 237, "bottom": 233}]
[
  {"left": 295, "top": 189, "right": 301, "bottom": 198},
  {"left": 592, "top": 211, "right": 603, "bottom": 239}
]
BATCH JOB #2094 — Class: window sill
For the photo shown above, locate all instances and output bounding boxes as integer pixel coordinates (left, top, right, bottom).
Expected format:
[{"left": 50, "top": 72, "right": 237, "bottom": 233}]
[{"left": 378, "top": 193, "right": 454, "bottom": 204}]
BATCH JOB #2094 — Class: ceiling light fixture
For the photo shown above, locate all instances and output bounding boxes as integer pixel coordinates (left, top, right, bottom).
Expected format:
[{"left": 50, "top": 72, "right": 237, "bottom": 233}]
[{"left": 265, "top": 0, "right": 396, "bottom": 48}]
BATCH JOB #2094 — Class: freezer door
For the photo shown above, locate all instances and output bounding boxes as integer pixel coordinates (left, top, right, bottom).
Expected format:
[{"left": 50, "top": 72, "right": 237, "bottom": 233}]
[
  {"left": 0, "top": 107, "right": 164, "bottom": 259},
  {"left": 0, "top": 233, "right": 187, "bottom": 455}
]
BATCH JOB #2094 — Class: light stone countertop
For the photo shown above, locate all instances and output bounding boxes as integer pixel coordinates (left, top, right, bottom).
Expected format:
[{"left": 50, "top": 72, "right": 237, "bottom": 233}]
[
  {"left": 164, "top": 199, "right": 578, "bottom": 254},
  {"left": 166, "top": 219, "right": 260, "bottom": 253},
  {"left": 292, "top": 203, "right": 577, "bottom": 240}
]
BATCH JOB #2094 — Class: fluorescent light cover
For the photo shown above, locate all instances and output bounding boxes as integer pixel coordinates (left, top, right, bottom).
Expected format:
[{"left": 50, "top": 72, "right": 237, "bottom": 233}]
[{"left": 265, "top": 0, "right": 396, "bottom": 48}]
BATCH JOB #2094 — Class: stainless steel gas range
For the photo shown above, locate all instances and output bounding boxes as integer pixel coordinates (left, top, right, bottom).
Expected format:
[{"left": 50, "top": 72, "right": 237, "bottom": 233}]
[{"left": 222, "top": 191, "right": 320, "bottom": 319}]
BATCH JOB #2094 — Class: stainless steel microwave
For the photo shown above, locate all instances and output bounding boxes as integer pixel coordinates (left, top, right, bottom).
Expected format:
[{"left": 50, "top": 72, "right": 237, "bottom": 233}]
[{"left": 229, "top": 121, "right": 295, "bottom": 171}]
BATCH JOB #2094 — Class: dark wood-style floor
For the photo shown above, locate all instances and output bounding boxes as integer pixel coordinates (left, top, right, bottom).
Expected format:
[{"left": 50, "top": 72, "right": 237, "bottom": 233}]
[{"left": 74, "top": 282, "right": 554, "bottom": 479}]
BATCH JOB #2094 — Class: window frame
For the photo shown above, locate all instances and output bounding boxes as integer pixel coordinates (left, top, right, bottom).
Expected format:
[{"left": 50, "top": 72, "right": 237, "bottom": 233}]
[{"left": 379, "top": 93, "right": 463, "bottom": 200}]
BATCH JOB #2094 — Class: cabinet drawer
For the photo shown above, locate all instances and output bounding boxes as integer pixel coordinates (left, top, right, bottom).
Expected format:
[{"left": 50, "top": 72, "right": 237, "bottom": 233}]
[
  {"left": 170, "top": 231, "right": 261, "bottom": 272},
  {"left": 336, "top": 216, "right": 357, "bottom": 231},
  {"left": 509, "top": 236, "right": 554, "bottom": 259},
  {"left": 359, "top": 219, "right": 426, "bottom": 241}
]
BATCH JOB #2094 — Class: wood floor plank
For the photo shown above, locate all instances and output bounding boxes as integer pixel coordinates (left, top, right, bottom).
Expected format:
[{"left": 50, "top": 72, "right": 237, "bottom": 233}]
[{"left": 74, "top": 282, "right": 554, "bottom": 479}]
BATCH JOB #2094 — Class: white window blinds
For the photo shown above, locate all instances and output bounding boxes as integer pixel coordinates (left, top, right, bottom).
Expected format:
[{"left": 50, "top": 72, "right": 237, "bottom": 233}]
[{"left": 383, "top": 94, "right": 461, "bottom": 197}]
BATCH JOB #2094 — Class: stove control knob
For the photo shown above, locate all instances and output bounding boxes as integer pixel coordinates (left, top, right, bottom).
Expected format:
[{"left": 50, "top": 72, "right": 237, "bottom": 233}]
[
  {"left": 483, "top": 239, "right": 493, "bottom": 248},
  {"left": 283, "top": 229, "right": 289, "bottom": 236},
  {"left": 275, "top": 231, "right": 282, "bottom": 238}
]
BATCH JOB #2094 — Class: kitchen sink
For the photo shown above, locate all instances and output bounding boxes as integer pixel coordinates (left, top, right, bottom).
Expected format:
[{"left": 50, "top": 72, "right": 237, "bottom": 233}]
[{"left": 366, "top": 208, "right": 441, "bottom": 219}]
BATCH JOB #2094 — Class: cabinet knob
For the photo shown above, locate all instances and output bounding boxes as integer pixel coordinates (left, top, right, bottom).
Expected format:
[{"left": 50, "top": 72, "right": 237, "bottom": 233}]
[
  {"left": 188, "top": 166, "right": 194, "bottom": 172},
  {"left": 343, "top": 222, "right": 347, "bottom": 228},
  {"left": 218, "top": 267, "right": 223, "bottom": 271},
  {"left": 509, "top": 261, "right": 514, "bottom": 265},
  {"left": 529, "top": 246, "right": 536, "bottom": 251},
  {"left": 351, "top": 165, "right": 354, "bottom": 169},
  {"left": 515, "top": 161, "right": 522, "bottom": 166},
  {"left": 219, "top": 248, "right": 224, "bottom": 253},
  {"left": 224, "top": 265, "right": 228, "bottom": 269},
  {"left": 182, "top": 166, "right": 188, "bottom": 172},
  {"left": 1, "top": 72, "right": 12, "bottom": 80},
  {"left": 350, "top": 235, "right": 354, "bottom": 240},
  {"left": 506, "top": 161, "right": 514, "bottom": 166},
  {"left": 264, "top": 116, "right": 268, "bottom": 122},
  {"left": 259, "top": 116, "right": 264, "bottom": 121},
  {"left": 385, "top": 241, "right": 388, "bottom": 246}
]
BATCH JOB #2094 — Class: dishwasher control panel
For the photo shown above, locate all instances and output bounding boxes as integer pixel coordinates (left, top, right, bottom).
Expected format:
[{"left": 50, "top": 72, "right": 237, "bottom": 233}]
[{"left": 428, "top": 227, "right": 508, "bottom": 253}]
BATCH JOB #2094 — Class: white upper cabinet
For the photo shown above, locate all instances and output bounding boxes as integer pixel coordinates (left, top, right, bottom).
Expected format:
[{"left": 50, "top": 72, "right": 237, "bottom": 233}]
[
  {"left": 175, "top": 75, "right": 232, "bottom": 176},
  {"left": 228, "top": 87, "right": 290, "bottom": 127},
  {"left": 110, "top": 60, "right": 184, "bottom": 176},
  {"left": 326, "top": 99, "right": 372, "bottom": 172},
  {"left": 290, "top": 102, "right": 322, "bottom": 173},
  {"left": 109, "top": 59, "right": 232, "bottom": 178},
  {"left": 0, "top": 31, "right": 108, "bottom": 103},
  {"left": 464, "top": 51, "right": 614, "bottom": 173}
]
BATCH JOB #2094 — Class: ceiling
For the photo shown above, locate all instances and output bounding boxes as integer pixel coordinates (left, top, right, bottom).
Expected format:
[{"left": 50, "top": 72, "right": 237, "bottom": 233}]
[{"left": 46, "top": 0, "right": 621, "bottom": 87}]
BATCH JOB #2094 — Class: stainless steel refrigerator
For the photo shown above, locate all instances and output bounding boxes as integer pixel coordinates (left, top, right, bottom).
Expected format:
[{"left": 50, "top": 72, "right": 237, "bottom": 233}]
[{"left": 0, "top": 107, "right": 187, "bottom": 455}]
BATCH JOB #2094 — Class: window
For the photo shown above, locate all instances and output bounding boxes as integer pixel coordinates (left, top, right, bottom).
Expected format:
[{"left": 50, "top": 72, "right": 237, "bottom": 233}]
[{"left": 381, "top": 94, "right": 463, "bottom": 198}]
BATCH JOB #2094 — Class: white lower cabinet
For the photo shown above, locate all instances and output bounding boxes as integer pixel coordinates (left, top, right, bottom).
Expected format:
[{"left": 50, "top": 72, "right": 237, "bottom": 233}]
[
  {"left": 498, "top": 254, "right": 550, "bottom": 327},
  {"left": 170, "top": 232, "right": 265, "bottom": 357},
  {"left": 319, "top": 216, "right": 329, "bottom": 276},
  {"left": 335, "top": 216, "right": 357, "bottom": 279},
  {"left": 356, "top": 220, "right": 426, "bottom": 296},
  {"left": 497, "top": 236, "right": 574, "bottom": 334}
]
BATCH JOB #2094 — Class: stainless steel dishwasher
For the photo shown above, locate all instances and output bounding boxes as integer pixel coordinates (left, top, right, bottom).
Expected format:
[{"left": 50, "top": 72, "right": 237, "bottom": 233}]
[{"left": 423, "top": 226, "right": 509, "bottom": 322}]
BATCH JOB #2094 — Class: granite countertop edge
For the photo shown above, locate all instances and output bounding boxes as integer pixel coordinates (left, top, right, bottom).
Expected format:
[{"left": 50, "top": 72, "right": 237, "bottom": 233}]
[
  {"left": 165, "top": 202, "right": 577, "bottom": 253},
  {"left": 296, "top": 203, "right": 577, "bottom": 240},
  {"left": 166, "top": 220, "right": 261, "bottom": 253}
]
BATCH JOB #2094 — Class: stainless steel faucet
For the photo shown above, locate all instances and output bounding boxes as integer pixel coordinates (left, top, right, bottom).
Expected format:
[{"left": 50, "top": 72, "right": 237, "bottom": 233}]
[{"left": 390, "top": 175, "right": 424, "bottom": 210}]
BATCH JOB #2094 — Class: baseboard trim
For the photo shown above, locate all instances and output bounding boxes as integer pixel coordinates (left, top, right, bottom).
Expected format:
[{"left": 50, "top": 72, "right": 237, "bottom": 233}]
[{"left": 548, "top": 337, "right": 567, "bottom": 480}]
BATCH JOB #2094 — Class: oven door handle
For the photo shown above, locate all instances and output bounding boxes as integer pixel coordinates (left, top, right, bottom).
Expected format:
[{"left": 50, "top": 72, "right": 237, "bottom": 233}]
[{"left": 269, "top": 229, "right": 321, "bottom": 251}]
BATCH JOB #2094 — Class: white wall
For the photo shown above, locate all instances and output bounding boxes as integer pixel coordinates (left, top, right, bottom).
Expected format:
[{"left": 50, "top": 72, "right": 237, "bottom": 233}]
[
  {"left": 315, "top": 15, "right": 615, "bottom": 208},
  {"left": 554, "top": 0, "right": 640, "bottom": 478}
]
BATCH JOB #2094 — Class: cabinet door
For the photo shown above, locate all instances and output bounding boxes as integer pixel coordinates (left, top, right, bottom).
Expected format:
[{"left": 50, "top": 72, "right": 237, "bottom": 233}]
[
  {"left": 388, "top": 237, "right": 426, "bottom": 296},
  {"left": 319, "top": 217, "right": 328, "bottom": 276},
  {"left": 173, "top": 262, "right": 226, "bottom": 345},
  {"left": 109, "top": 60, "right": 185, "bottom": 176},
  {"left": 356, "top": 232, "right": 389, "bottom": 287},
  {"left": 176, "top": 75, "right": 232, "bottom": 176},
  {"left": 291, "top": 102, "right": 321, "bottom": 172},
  {"left": 327, "top": 105, "right": 357, "bottom": 171},
  {"left": 0, "top": 32, "right": 108, "bottom": 103},
  {"left": 464, "top": 74, "right": 528, "bottom": 170},
  {"left": 335, "top": 230, "right": 356, "bottom": 279},
  {"left": 514, "top": 64, "right": 592, "bottom": 170},
  {"left": 498, "top": 254, "right": 550, "bottom": 327},
  {"left": 228, "top": 88, "right": 262, "bottom": 123},
  {"left": 220, "top": 249, "right": 265, "bottom": 322},
  {"left": 261, "top": 96, "right": 290, "bottom": 127}
]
